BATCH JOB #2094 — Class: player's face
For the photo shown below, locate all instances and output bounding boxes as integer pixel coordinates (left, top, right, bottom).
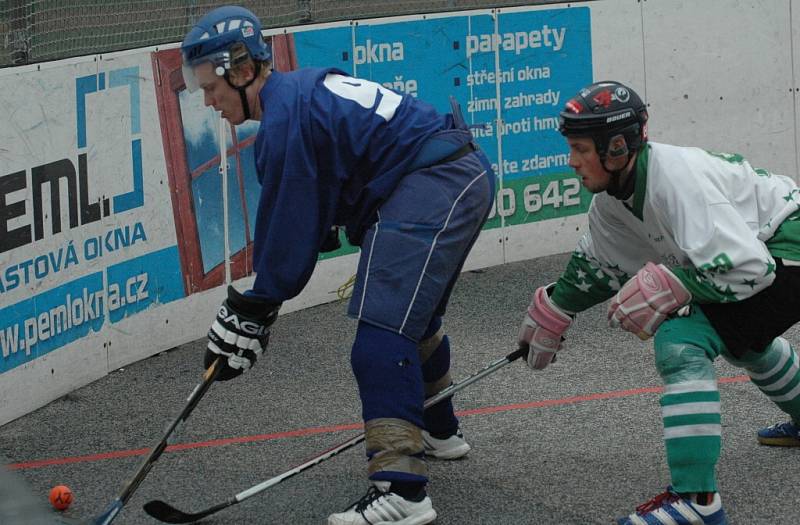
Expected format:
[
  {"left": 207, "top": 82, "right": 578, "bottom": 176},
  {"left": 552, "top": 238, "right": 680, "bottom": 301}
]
[
  {"left": 567, "top": 137, "right": 611, "bottom": 193},
  {"left": 194, "top": 62, "right": 247, "bottom": 124}
]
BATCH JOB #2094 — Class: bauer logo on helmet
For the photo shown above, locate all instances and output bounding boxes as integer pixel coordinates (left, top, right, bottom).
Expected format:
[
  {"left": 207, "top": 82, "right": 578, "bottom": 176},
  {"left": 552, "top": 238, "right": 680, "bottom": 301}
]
[{"left": 606, "top": 111, "right": 633, "bottom": 123}]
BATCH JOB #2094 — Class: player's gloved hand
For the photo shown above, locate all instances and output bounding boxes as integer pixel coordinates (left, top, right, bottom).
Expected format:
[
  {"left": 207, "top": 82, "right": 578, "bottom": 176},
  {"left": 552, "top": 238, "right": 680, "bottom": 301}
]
[
  {"left": 320, "top": 226, "right": 342, "bottom": 253},
  {"left": 205, "top": 286, "right": 280, "bottom": 381},
  {"left": 518, "top": 284, "right": 573, "bottom": 370},
  {"left": 608, "top": 262, "right": 691, "bottom": 340}
]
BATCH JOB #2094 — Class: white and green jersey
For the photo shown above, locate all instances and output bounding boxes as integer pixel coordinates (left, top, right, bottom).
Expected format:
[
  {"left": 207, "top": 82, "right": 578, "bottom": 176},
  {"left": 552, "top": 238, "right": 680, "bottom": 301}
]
[{"left": 551, "top": 141, "right": 800, "bottom": 313}]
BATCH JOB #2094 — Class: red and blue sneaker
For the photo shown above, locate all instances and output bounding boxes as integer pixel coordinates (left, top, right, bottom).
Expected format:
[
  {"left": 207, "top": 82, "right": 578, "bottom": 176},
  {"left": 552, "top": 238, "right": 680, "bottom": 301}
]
[
  {"left": 616, "top": 487, "right": 728, "bottom": 525},
  {"left": 757, "top": 421, "right": 800, "bottom": 446}
]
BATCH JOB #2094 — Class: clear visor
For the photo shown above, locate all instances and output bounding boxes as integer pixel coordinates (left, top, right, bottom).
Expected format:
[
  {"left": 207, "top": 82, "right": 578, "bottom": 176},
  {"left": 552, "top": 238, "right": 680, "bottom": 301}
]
[{"left": 181, "top": 50, "right": 230, "bottom": 93}]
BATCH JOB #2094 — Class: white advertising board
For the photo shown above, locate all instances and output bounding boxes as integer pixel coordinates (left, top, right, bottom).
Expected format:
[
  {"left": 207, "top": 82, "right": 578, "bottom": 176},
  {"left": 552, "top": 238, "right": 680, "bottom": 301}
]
[{"left": 2, "top": 0, "right": 799, "bottom": 424}]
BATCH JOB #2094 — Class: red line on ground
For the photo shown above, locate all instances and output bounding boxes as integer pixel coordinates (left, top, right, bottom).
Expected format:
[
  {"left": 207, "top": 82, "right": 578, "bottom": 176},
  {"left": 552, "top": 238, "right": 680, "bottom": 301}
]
[
  {"left": 7, "top": 422, "right": 364, "bottom": 470},
  {"left": 461, "top": 375, "right": 750, "bottom": 417},
  {"left": 8, "top": 375, "right": 751, "bottom": 471}
]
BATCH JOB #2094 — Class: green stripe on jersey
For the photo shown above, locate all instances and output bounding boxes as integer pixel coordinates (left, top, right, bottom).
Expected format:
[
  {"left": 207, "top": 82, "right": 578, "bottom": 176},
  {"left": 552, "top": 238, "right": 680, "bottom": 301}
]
[{"left": 767, "top": 208, "right": 800, "bottom": 261}]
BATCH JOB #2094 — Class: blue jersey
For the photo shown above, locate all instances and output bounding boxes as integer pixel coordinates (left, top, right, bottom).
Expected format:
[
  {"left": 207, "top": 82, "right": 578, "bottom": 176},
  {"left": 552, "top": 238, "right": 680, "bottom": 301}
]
[{"left": 251, "top": 67, "right": 454, "bottom": 303}]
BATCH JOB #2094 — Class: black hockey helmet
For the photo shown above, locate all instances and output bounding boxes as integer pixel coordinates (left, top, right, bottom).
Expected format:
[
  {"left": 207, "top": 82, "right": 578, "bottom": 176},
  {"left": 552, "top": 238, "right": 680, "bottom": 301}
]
[{"left": 559, "top": 81, "right": 648, "bottom": 161}]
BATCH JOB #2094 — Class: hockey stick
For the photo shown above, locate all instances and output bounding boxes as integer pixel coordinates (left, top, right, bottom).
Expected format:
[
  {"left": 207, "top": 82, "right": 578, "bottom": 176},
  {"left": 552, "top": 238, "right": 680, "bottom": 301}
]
[
  {"left": 90, "top": 358, "right": 222, "bottom": 525},
  {"left": 143, "top": 347, "right": 527, "bottom": 523}
]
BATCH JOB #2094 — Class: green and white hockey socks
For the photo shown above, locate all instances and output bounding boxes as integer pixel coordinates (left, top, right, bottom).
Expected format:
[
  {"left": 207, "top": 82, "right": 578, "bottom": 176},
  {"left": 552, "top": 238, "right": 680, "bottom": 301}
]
[
  {"left": 737, "top": 337, "right": 800, "bottom": 422},
  {"left": 660, "top": 378, "right": 721, "bottom": 493},
  {"left": 656, "top": 343, "right": 721, "bottom": 493}
]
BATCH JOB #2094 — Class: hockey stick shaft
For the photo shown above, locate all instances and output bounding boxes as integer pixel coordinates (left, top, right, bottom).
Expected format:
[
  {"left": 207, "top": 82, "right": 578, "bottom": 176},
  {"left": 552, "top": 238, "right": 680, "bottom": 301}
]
[
  {"left": 144, "top": 347, "right": 527, "bottom": 523},
  {"left": 242, "top": 346, "right": 526, "bottom": 497},
  {"left": 91, "top": 358, "right": 222, "bottom": 525}
]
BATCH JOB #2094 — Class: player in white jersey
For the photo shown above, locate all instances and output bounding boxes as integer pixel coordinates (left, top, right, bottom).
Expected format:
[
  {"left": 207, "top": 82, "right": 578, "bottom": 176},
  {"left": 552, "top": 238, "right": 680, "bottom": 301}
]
[{"left": 517, "top": 81, "right": 800, "bottom": 525}]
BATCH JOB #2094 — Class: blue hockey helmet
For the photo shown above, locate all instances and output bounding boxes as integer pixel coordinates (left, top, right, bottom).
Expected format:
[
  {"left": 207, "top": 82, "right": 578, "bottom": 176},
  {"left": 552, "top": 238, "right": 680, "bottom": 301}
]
[
  {"left": 559, "top": 81, "right": 648, "bottom": 161},
  {"left": 181, "top": 5, "right": 271, "bottom": 92}
]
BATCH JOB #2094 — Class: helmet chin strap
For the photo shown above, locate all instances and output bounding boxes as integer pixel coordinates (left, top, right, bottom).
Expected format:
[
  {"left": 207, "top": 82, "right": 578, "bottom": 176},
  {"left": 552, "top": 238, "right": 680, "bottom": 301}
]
[
  {"left": 603, "top": 153, "right": 637, "bottom": 200},
  {"left": 223, "top": 62, "right": 262, "bottom": 121}
]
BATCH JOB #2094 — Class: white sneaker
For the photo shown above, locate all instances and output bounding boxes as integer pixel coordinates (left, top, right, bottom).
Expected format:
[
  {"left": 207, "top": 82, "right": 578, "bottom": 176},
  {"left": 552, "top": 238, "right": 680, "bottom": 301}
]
[
  {"left": 422, "top": 429, "right": 471, "bottom": 459},
  {"left": 327, "top": 483, "right": 437, "bottom": 525}
]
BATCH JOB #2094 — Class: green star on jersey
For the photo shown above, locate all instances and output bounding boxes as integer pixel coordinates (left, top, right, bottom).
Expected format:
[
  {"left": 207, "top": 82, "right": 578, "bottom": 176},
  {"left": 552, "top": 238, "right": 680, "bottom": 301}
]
[
  {"left": 550, "top": 251, "right": 630, "bottom": 312},
  {"left": 673, "top": 266, "right": 745, "bottom": 304},
  {"left": 708, "top": 283, "right": 739, "bottom": 302}
]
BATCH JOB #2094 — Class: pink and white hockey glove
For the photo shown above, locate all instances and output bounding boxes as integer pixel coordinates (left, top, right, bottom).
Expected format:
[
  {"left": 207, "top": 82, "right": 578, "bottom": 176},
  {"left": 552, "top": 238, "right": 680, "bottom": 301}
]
[
  {"left": 518, "top": 284, "right": 573, "bottom": 370},
  {"left": 608, "top": 262, "right": 691, "bottom": 340}
]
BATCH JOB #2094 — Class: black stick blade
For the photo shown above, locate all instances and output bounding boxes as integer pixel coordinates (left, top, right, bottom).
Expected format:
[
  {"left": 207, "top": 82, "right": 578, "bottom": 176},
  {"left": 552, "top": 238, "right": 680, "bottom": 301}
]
[
  {"left": 143, "top": 500, "right": 201, "bottom": 524},
  {"left": 143, "top": 499, "right": 231, "bottom": 524}
]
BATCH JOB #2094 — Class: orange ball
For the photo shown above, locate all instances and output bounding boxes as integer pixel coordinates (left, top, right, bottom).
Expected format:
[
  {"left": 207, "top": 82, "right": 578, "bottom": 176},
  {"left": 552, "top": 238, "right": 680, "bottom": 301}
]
[{"left": 49, "top": 484, "right": 73, "bottom": 511}]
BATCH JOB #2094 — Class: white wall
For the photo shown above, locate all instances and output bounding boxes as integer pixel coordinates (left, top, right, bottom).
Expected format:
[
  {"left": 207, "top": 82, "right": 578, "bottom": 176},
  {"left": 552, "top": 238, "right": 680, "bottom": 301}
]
[{"left": 1, "top": 0, "right": 798, "bottom": 425}]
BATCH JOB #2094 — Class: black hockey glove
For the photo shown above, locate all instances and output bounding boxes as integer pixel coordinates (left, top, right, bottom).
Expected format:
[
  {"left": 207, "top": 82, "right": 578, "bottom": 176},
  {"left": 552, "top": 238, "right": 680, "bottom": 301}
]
[
  {"left": 205, "top": 286, "right": 280, "bottom": 381},
  {"left": 320, "top": 226, "right": 342, "bottom": 253}
]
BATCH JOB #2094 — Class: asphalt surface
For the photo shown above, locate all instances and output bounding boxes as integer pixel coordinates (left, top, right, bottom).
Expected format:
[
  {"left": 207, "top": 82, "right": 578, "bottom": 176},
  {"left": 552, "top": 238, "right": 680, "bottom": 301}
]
[{"left": 2, "top": 252, "right": 799, "bottom": 525}]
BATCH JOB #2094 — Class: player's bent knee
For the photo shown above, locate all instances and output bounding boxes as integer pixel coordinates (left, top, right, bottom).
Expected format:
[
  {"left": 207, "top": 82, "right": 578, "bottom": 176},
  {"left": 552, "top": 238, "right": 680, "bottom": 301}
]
[
  {"left": 418, "top": 327, "right": 444, "bottom": 364},
  {"left": 728, "top": 336, "right": 792, "bottom": 371},
  {"left": 654, "top": 342, "right": 716, "bottom": 382}
]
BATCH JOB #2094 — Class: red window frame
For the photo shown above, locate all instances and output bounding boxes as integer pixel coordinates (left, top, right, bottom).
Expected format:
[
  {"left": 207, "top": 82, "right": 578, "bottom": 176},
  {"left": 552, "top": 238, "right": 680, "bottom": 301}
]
[{"left": 150, "top": 35, "right": 297, "bottom": 294}]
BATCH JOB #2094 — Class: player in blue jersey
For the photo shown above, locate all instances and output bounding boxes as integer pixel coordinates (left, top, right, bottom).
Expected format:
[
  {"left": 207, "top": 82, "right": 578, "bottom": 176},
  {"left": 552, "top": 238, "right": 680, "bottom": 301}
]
[{"left": 182, "top": 6, "right": 495, "bottom": 524}]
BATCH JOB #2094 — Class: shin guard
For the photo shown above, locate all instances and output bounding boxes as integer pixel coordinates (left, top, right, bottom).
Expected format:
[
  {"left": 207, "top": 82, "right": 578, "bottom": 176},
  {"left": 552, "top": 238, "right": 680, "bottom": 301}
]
[
  {"left": 351, "top": 321, "right": 427, "bottom": 483},
  {"left": 656, "top": 342, "right": 721, "bottom": 493},
  {"left": 419, "top": 318, "right": 459, "bottom": 437}
]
